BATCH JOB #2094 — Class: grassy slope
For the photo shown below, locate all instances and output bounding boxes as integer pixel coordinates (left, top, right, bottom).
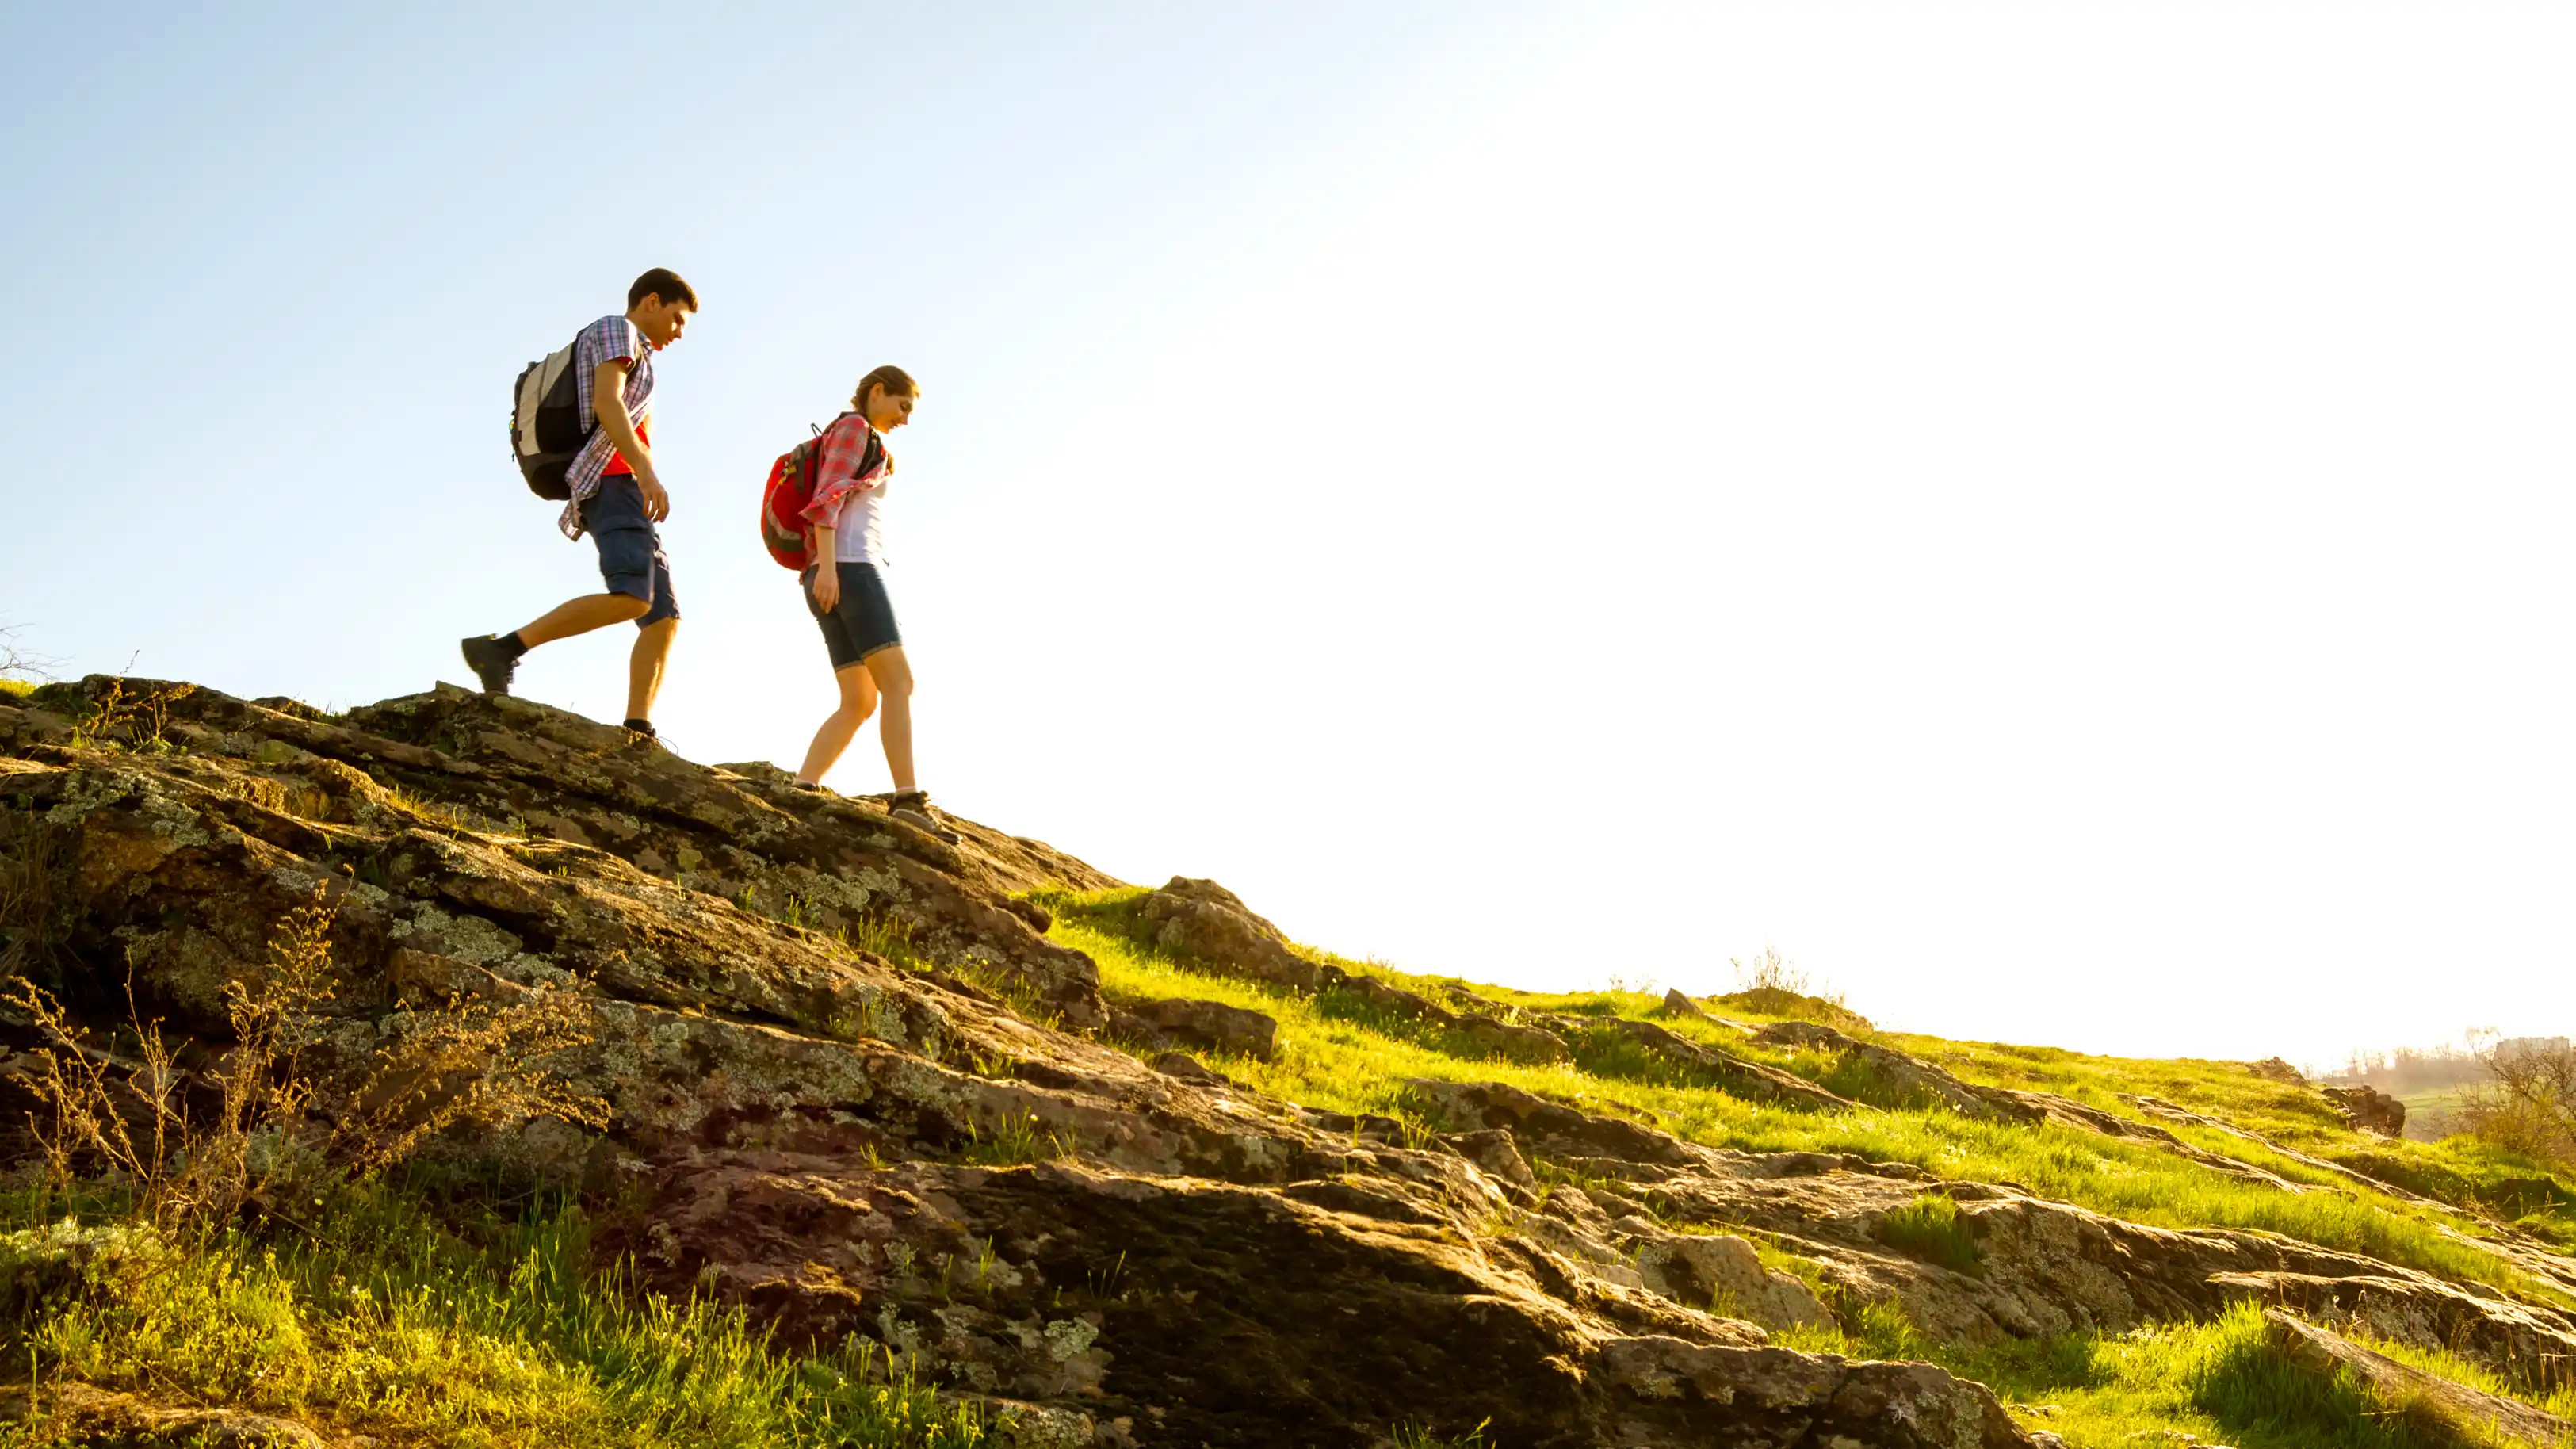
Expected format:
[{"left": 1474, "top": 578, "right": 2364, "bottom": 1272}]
[
  {"left": 1048, "top": 885, "right": 2576, "bottom": 1449},
  {"left": 0, "top": 1179, "right": 985, "bottom": 1449},
  {"left": 7, "top": 872, "right": 2570, "bottom": 1448}
]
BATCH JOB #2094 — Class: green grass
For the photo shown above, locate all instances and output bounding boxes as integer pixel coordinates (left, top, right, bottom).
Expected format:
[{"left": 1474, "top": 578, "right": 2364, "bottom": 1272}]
[
  {"left": 1875, "top": 1031, "right": 2576, "bottom": 1248},
  {"left": 959, "top": 1111, "right": 1076, "bottom": 1167},
  {"left": 1045, "top": 908, "right": 2564, "bottom": 1309},
  {"left": 0, "top": 679, "right": 35, "bottom": 699},
  {"left": 1388, "top": 1420, "right": 1490, "bottom": 1449},
  {"left": 11, "top": 874, "right": 2566, "bottom": 1448},
  {"left": 1041, "top": 884, "right": 2576, "bottom": 1446},
  {"left": 1777, "top": 1298, "right": 2555, "bottom": 1449},
  {"left": 0, "top": 1181, "right": 984, "bottom": 1447},
  {"left": 1877, "top": 1192, "right": 1982, "bottom": 1276}
]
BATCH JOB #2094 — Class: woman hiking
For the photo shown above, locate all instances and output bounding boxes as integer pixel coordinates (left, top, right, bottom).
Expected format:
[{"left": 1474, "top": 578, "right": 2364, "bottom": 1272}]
[{"left": 792, "top": 365, "right": 942, "bottom": 835}]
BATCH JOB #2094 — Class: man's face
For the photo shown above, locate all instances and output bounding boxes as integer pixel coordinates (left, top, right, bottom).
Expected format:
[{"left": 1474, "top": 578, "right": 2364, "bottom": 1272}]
[{"left": 636, "top": 297, "right": 693, "bottom": 349}]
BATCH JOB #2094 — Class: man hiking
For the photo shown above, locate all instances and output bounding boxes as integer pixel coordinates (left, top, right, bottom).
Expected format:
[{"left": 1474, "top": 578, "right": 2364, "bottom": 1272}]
[{"left": 461, "top": 268, "right": 697, "bottom": 739}]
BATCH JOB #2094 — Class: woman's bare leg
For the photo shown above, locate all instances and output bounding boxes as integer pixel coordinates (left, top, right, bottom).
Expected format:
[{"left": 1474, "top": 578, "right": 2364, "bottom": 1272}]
[
  {"left": 796, "top": 663, "right": 879, "bottom": 786},
  {"left": 864, "top": 646, "right": 915, "bottom": 792}
]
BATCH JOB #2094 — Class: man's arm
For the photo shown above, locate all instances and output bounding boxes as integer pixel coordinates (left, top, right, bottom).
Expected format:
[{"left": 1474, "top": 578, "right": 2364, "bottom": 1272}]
[{"left": 592, "top": 359, "right": 669, "bottom": 522}]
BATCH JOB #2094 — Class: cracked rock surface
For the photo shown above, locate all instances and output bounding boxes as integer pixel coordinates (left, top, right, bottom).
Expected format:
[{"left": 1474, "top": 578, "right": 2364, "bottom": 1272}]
[
  {"left": 17, "top": 677, "right": 2570, "bottom": 1443},
  {"left": 0, "top": 679, "right": 2040, "bottom": 1446}
]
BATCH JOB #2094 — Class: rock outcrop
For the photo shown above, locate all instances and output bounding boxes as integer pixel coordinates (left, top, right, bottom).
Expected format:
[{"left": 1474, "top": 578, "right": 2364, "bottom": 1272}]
[
  {"left": 2325, "top": 1084, "right": 2408, "bottom": 1138},
  {"left": 1133, "top": 877, "right": 1318, "bottom": 992},
  {"left": 1112, "top": 996, "right": 1278, "bottom": 1060},
  {"left": 0, "top": 679, "right": 2038, "bottom": 1447},
  {"left": 1324, "top": 969, "right": 1572, "bottom": 1065},
  {"left": 1752, "top": 1019, "right": 2008, "bottom": 1120},
  {"left": 1416, "top": 1079, "right": 2576, "bottom": 1395},
  {"left": 1716, "top": 986, "right": 1872, "bottom": 1033},
  {"left": 13, "top": 674, "right": 2568, "bottom": 1441},
  {"left": 1607, "top": 1017, "right": 1859, "bottom": 1111},
  {"left": 2265, "top": 1309, "right": 2573, "bottom": 1447}
]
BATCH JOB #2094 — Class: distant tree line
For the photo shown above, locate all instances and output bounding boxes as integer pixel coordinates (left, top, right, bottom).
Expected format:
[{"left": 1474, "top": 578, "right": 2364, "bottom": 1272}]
[{"left": 2323, "top": 1037, "right": 2571, "bottom": 1097}]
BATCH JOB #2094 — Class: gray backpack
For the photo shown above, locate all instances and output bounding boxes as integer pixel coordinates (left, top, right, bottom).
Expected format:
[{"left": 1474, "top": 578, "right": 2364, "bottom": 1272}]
[{"left": 510, "top": 335, "right": 587, "bottom": 500}]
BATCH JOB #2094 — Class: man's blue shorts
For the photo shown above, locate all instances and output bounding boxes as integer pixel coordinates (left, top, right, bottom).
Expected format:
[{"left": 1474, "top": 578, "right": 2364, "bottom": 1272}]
[{"left": 579, "top": 479, "right": 678, "bottom": 627}]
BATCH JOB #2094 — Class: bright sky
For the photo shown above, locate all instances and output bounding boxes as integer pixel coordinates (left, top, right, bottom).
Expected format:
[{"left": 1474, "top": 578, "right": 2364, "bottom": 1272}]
[{"left": 5, "top": 3, "right": 2571, "bottom": 1071}]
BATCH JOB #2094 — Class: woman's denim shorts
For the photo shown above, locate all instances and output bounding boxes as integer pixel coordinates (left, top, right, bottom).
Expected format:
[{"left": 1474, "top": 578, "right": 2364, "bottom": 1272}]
[{"left": 803, "top": 560, "right": 901, "bottom": 670}]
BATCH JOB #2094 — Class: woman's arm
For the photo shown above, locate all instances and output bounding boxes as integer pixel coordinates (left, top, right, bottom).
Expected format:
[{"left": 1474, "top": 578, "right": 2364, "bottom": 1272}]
[{"left": 810, "top": 524, "right": 841, "bottom": 610}]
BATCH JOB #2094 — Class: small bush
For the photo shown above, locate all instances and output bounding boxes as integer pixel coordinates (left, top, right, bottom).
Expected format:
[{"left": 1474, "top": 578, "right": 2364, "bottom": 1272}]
[
  {"left": 2460, "top": 1038, "right": 2576, "bottom": 1168},
  {"left": 1717, "top": 950, "right": 1871, "bottom": 1033}
]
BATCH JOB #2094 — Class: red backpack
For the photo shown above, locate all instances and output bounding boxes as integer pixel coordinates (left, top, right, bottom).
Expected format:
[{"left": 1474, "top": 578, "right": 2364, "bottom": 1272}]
[{"left": 758, "top": 413, "right": 885, "bottom": 571}]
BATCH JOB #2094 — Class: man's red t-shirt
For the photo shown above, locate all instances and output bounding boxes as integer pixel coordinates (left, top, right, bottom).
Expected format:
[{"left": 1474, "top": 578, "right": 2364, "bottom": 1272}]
[{"left": 602, "top": 417, "right": 650, "bottom": 476}]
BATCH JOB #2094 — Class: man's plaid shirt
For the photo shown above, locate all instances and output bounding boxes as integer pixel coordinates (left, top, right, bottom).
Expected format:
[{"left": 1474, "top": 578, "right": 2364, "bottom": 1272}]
[{"left": 556, "top": 315, "right": 657, "bottom": 541}]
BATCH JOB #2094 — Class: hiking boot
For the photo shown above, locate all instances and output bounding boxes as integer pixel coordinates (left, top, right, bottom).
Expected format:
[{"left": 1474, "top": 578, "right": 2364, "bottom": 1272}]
[
  {"left": 889, "top": 790, "right": 957, "bottom": 842},
  {"left": 459, "top": 635, "right": 518, "bottom": 695}
]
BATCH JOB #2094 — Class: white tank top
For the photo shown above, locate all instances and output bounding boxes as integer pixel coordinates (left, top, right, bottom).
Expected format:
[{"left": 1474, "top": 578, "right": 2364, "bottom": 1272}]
[{"left": 834, "top": 477, "right": 888, "bottom": 564}]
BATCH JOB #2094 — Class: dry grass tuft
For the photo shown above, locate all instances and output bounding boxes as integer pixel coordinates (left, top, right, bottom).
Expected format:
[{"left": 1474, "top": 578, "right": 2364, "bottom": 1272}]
[{"left": 4, "top": 887, "right": 605, "bottom": 1238}]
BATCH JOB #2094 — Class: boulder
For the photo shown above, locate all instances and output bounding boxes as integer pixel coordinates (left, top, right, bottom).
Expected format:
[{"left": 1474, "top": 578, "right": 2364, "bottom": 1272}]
[
  {"left": 1146, "top": 1050, "right": 1233, "bottom": 1086},
  {"left": 1116, "top": 996, "right": 1278, "bottom": 1060},
  {"left": 1751, "top": 1020, "right": 1996, "bottom": 1113},
  {"left": 2264, "top": 1309, "right": 2573, "bottom": 1447},
  {"left": 2249, "top": 1056, "right": 2308, "bottom": 1085},
  {"left": 2324, "top": 1084, "right": 2407, "bottom": 1137},
  {"left": 1456, "top": 1014, "right": 1576, "bottom": 1064},
  {"left": 1620, "top": 1225, "right": 1836, "bottom": 1331},
  {"left": 1611, "top": 1019, "right": 1859, "bottom": 1112},
  {"left": 1661, "top": 987, "right": 1709, "bottom": 1020},
  {"left": 1134, "top": 877, "right": 1319, "bottom": 992},
  {"left": 1440, "top": 1128, "right": 1538, "bottom": 1192},
  {"left": 1330, "top": 971, "right": 1570, "bottom": 1064},
  {"left": 1715, "top": 986, "right": 1873, "bottom": 1033}
]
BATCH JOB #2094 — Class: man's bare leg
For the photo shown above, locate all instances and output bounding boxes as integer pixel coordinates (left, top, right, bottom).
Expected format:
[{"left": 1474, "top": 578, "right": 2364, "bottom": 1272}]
[
  {"left": 626, "top": 617, "right": 678, "bottom": 724},
  {"left": 865, "top": 646, "right": 916, "bottom": 793},
  {"left": 796, "top": 663, "right": 880, "bottom": 786},
  {"left": 515, "top": 593, "right": 650, "bottom": 648}
]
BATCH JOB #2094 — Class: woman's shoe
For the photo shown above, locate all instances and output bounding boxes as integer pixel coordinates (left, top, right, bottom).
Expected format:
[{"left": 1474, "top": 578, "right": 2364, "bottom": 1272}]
[{"left": 889, "top": 790, "right": 957, "bottom": 842}]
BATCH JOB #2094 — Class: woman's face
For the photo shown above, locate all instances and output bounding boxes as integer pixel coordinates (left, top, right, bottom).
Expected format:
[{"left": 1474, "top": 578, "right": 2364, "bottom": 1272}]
[{"left": 866, "top": 387, "right": 916, "bottom": 431}]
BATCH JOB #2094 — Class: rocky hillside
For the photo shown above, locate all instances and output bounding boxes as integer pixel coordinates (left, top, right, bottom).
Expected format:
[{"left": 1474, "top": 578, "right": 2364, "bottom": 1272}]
[{"left": 2, "top": 676, "right": 2574, "bottom": 1448}]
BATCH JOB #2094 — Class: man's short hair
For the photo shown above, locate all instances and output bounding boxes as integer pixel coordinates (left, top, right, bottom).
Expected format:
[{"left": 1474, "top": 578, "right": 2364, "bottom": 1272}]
[{"left": 629, "top": 268, "right": 698, "bottom": 310}]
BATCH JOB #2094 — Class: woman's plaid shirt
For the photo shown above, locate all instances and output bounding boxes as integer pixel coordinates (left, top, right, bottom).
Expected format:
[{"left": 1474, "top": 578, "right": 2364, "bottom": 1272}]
[{"left": 798, "top": 412, "right": 893, "bottom": 541}]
